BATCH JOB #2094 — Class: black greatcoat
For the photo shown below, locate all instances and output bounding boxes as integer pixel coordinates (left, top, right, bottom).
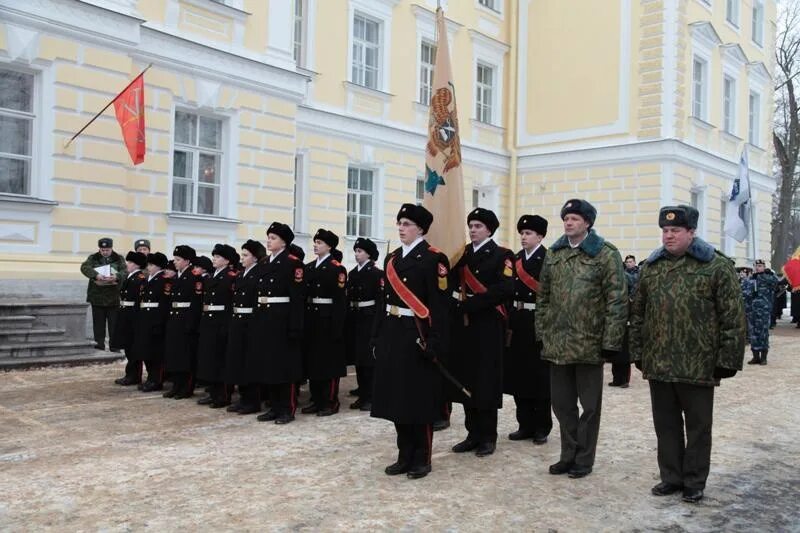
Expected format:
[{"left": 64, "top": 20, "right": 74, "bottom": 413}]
[
  {"left": 371, "top": 241, "right": 451, "bottom": 424},
  {"left": 448, "top": 240, "right": 514, "bottom": 409},
  {"left": 503, "top": 245, "right": 548, "bottom": 398},
  {"left": 163, "top": 268, "right": 203, "bottom": 373},
  {"left": 114, "top": 270, "right": 147, "bottom": 360},
  {"left": 345, "top": 260, "right": 383, "bottom": 367},
  {"left": 791, "top": 290, "right": 800, "bottom": 319},
  {"left": 225, "top": 264, "right": 259, "bottom": 385},
  {"left": 132, "top": 271, "right": 171, "bottom": 362},
  {"left": 196, "top": 266, "right": 237, "bottom": 382},
  {"left": 302, "top": 256, "right": 347, "bottom": 380},
  {"left": 249, "top": 250, "right": 306, "bottom": 384}
]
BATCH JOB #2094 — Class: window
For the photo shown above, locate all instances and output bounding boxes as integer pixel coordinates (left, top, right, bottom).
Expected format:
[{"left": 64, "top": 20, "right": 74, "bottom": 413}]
[
  {"left": 723, "top": 76, "right": 736, "bottom": 134},
  {"left": 748, "top": 91, "right": 761, "bottom": 145},
  {"left": 719, "top": 197, "right": 727, "bottom": 250},
  {"left": 478, "top": 0, "right": 498, "bottom": 11},
  {"left": 726, "top": 0, "right": 739, "bottom": 27},
  {"left": 347, "top": 167, "right": 374, "bottom": 237},
  {"left": 416, "top": 176, "right": 425, "bottom": 205},
  {"left": 172, "top": 111, "right": 223, "bottom": 215},
  {"left": 0, "top": 69, "right": 34, "bottom": 195},
  {"left": 294, "top": 0, "right": 306, "bottom": 65},
  {"left": 419, "top": 40, "right": 436, "bottom": 105},
  {"left": 472, "top": 188, "right": 479, "bottom": 208},
  {"left": 352, "top": 13, "right": 380, "bottom": 89},
  {"left": 293, "top": 153, "right": 306, "bottom": 231},
  {"left": 692, "top": 58, "right": 707, "bottom": 120},
  {"left": 752, "top": 1, "right": 764, "bottom": 46},
  {"left": 475, "top": 63, "right": 494, "bottom": 124}
]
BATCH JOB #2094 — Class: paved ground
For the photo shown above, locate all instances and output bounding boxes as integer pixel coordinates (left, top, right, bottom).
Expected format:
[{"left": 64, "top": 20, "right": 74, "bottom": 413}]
[{"left": 1, "top": 322, "right": 798, "bottom": 532}]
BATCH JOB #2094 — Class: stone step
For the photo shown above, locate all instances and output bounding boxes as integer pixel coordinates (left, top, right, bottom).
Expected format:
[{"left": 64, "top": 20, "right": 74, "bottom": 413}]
[
  {"left": 0, "top": 327, "right": 67, "bottom": 343},
  {"left": 0, "top": 315, "right": 36, "bottom": 331},
  {"left": 0, "top": 350, "right": 123, "bottom": 370},
  {"left": 0, "top": 301, "right": 89, "bottom": 338},
  {"left": 0, "top": 340, "right": 99, "bottom": 360}
]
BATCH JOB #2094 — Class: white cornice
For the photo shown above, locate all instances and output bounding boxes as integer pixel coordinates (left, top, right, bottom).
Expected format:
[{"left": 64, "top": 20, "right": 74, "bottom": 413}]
[
  {"left": 747, "top": 61, "right": 772, "bottom": 86},
  {"left": 720, "top": 43, "right": 748, "bottom": 66},
  {"left": 689, "top": 21, "right": 722, "bottom": 52},
  {"left": 411, "top": 4, "right": 462, "bottom": 37},
  {"left": 468, "top": 29, "right": 510, "bottom": 60}
]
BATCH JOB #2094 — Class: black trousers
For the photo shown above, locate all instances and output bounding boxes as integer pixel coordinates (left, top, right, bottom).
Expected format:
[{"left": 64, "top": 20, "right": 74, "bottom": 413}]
[
  {"left": 649, "top": 380, "right": 714, "bottom": 490},
  {"left": 209, "top": 382, "right": 232, "bottom": 404},
  {"left": 124, "top": 357, "right": 142, "bottom": 382},
  {"left": 611, "top": 362, "right": 631, "bottom": 385},
  {"left": 395, "top": 423, "right": 433, "bottom": 467},
  {"left": 143, "top": 360, "right": 163, "bottom": 385},
  {"left": 514, "top": 395, "right": 553, "bottom": 437},
  {"left": 464, "top": 406, "right": 498, "bottom": 444},
  {"left": 550, "top": 363, "right": 604, "bottom": 467},
  {"left": 355, "top": 365, "right": 374, "bottom": 401},
  {"left": 169, "top": 372, "right": 194, "bottom": 394},
  {"left": 239, "top": 384, "right": 261, "bottom": 409},
  {"left": 269, "top": 383, "right": 297, "bottom": 416},
  {"left": 309, "top": 378, "right": 340, "bottom": 409},
  {"left": 91, "top": 305, "right": 118, "bottom": 348}
]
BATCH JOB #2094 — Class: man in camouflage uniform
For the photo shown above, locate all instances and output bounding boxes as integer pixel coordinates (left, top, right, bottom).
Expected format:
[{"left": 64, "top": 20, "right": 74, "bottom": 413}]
[
  {"left": 743, "top": 259, "right": 779, "bottom": 365},
  {"left": 80, "top": 237, "right": 126, "bottom": 350},
  {"left": 537, "top": 198, "right": 627, "bottom": 479},
  {"left": 630, "top": 205, "right": 744, "bottom": 504}
]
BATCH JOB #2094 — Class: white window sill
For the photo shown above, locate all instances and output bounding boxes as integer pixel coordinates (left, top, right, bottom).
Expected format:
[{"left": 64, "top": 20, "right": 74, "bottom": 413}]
[
  {"left": 724, "top": 20, "right": 740, "bottom": 34},
  {"left": 0, "top": 193, "right": 58, "bottom": 212},
  {"left": 471, "top": 118, "right": 505, "bottom": 134},
  {"left": 746, "top": 142, "right": 766, "bottom": 154},
  {"left": 476, "top": 3, "right": 503, "bottom": 19},
  {"left": 343, "top": 81, "right": 394, "bottom": 102},
  {"left": 167, "top": 212, "right": 241, "bottom": 225},
  {"left": 720, "top": 130, "right": 743, "bottom": 143},
  {"left": 689, "top": 116, "right": 715, "bottom": 131},
  {"left": 184, "top": 0, "right": 250, "bottom": 20}
]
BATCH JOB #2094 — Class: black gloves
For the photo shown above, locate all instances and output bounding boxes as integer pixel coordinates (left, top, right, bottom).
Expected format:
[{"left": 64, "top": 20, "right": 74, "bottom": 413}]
[{"left": 713, "top": 367, "right": 737, "bottom": 379}]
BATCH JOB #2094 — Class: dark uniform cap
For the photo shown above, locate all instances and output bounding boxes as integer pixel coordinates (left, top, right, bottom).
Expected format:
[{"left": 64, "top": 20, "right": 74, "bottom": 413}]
[
  {"left": 146, "top": 252, "right": 168, "bottom": 269},
  {"left": 241, "top": 239, "right": 267, "bottom": 260},
  {"left": 331, "top": 248, "right": 344, "bottom": 262},
  {"left": 134, "top": 239, "right": 151, "bottom": 250},
  {"left": 396, "top": 203, "right": 433, "bottom": 233},
  {"left": 166, "top": 260, "right": 177, "bottom": 272},
  {"left": 173, "top": 245, "right": 197, "bottom": 261},
  {"left": 517, "top": 214, "right": 548, "bottom": 237},
  {"left": 211, "top": 243, "right": 237, "bottom": 263},
  {"left": 467, "top": 207, "right": 500, "bottom": 235},
  {"left": 194, "top": 255, "right": 213, "bottom": 272},
  {"left": 353, "top": 237, "right": 379, "bottom": 261},
  {"left": 560, "top": 199, "right": 597, "bottom": 227},
  {"left": 313, "top": 228, "right": 339, "bottom": 250},
  {"left": 98, "top": 237, "right": 113, "bottom": 248},
  {"left": 658, "top": 205, "right": 699, "bottom": 230},
  {"left": 288, "top": 243, "right": 305, "bottom": 261},
  {"left": 267, "top": 222, "right": 295, "bottom": 245},
  {"left": 125, "top": 251, "right": 147, "bottom": 268}
]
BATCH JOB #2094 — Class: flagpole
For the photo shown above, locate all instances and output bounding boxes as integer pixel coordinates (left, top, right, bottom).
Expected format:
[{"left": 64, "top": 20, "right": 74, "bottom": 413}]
[{"left": 63, "top": 63, "right": 152, "bottom": 149}]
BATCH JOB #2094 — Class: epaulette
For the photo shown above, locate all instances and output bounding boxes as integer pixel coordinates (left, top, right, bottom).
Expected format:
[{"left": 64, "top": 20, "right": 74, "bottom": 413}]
[
  {"left": 715, "top": 250, "right": 735, "bottom": 263},
  {"left": 603, "top": 241, "right": 619, "bottom": 251},
  {"left": 137, "top": 272, "right": 146, "bottom": 279},
  {"left": 191, "top": 266, "right": 203, "bottom": 276},
  {"left": 227, "top": 269, "right": 237, "bottom": 277},
  {"left": 428, "top": 246, "right": 441, "bottom": 253},
  {"left": 331, "top": 259, "right": 342, "bottom": 267},
  {"left": 288, "top": 254, "right": 299, "bottom": 262}
]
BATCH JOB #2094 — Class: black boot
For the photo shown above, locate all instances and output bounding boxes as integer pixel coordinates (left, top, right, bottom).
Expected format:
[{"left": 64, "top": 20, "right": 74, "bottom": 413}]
[
  {"left": 760, "top": 350, "right": 768, "bottom": 365},
  {"left": 747, "top": 350, "right": 761, "bottom": 365}
]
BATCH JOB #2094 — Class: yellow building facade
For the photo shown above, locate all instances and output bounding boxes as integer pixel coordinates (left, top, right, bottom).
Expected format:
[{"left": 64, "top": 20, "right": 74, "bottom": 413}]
[{"left": 0, "top": 0, "right": 777, "bottom": 297}]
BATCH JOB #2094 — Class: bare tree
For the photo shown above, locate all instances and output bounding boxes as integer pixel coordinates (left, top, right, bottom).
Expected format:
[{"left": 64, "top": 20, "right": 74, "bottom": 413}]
[{"left": 772, "top": 0, "right": 800, "bottom": 268}]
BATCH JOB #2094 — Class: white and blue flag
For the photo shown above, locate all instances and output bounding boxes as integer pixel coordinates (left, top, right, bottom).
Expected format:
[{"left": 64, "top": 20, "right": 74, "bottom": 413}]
[{"left": 724, "top": 148, "right": 751, "bottom": 242}]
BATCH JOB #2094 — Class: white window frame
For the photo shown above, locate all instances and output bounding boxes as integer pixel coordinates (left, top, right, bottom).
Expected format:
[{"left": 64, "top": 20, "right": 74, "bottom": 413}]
[
  {"left": 722, "top": 75, "right": 736, "bottom": 134},
  {"left": 419, "top": 39, "right": 436, "bottom": 105},
  {"left": 346, "top": 0, "right": 398, "bottom": 93},
  {"left": 170, "top": 109, "right": 228, "bottom": 217},
  {"left": 748, "top": 90, "right": 761, "bottom": 146},
  {"left": 690, "top": 185, "right": 707, "bottom": 238},
  {"left": 751, "top": 0, "right": 764, "bottom": 47},
  {"left": 476, "top": 0, "right": 502, "bottom": 16},
  {"left": 747, "top": 61, "right": 770, "bottom": 148},
  {"left": 475, "top": 62, "right": 495, "bottom": 124},
  {"left": 720, "top": 44, "right": 746, "bottom": 137},
  {"left": 293, "top": 151, "right": 309, "bottom": 233},
  {"left": 0, "top": 65, "right": 37, "bottom": 197},
  {"left": 726, "top": 0, "right": 740, "bottom": 28},
  {"left": 412, "top": 5, "right": 459, "bottom": 109},
  {"left": 293, "top": 0, "right": 307, "bottom": 66},
  {"left": 415, "top": 175, "right": 425, "bottom": 205},
  {"left": 689, "top": 22, "right": 720, "bottom": 125},
  {"left": 470, "top": 30, "right": 507, "bottom": 128},
  {"left": 346, "top": 166, "right": 378, "bottom": 238},
  {"left": 351, "top": 12, "right": 381, "bottom": 90},
  {"left": 691, "top": 56, "right": 709, "bottom": 121}
]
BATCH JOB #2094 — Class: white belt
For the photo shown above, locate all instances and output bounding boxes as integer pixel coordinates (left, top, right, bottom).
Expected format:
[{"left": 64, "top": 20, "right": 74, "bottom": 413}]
[
  {"left": 204, "top": 305, "right": 226, "bottom": 312},
  {"left": 385, "top": 304, "right": 415, "bottom": 317},
  {"left": 451, "top": 291, "right": 473, "bottom": 301},
  {"left": 350, "top": 300, "right": 376, "bottom": 308},
  {"left": 172, "top": 302, "right": 191, "bottom": 309},
  {"left": 141, "top": 302, "right": 159, "bottom": 309},
  {"left": 310, "top": 297, "right": 333, "bottom": 305},
  {"left": 233, "top": 307, "right": 253, "bottom": 314},
  {"left": 258, "top": 296, "right": 290, "bottom": 304},
  {"left": 120, "top": 301, "right": 135, "bottom": 307},
  {"left": 513, "top": 301, "right": 536, "bottom": 311}
]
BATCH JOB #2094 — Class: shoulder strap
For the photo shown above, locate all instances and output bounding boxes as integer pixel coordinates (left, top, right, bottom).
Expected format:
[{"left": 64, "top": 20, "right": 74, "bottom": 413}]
[
  {"left": 386, "top": 255, "right": 430, "bottom": 321},
  {"left": 515, "top": 258, "right": 540, "bottom": 293}
]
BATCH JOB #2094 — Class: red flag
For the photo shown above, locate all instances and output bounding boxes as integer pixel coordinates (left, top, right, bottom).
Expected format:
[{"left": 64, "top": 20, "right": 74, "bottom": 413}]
[{"left": 112, "top": 73, "right": 145, "bottom": 165}]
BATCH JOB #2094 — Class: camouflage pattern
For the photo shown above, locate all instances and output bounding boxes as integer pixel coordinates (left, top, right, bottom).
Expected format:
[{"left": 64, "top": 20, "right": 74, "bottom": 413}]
[
  {"left": 740, "top": 276, "right": 752, "bottom": 339},
  {"left": 537, "top": 229, "right": 628, "bottom": 365},
  {"left": 743, "top": 270, "right": 779, "bottom": 350},
  {"left": 80, "top": 251, "right": 126, "bottom": 306},
  {"left": 630, "top": 238, "right": 746, "bottom": 386}
]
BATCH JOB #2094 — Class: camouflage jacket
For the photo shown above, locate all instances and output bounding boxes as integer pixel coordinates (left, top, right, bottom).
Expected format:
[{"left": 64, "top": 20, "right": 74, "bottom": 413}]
[
  {"left": 80, "top": 251, "right": 126, "bottom": 306},
  {"left": 629, "top": 238, "right": 745, "bottom": 386},
  {"left": 537, "top": 229, "right": 628, "bottom": 365},
  {"left": 743, "top": 270, "right": 779, "bottom": 311}
]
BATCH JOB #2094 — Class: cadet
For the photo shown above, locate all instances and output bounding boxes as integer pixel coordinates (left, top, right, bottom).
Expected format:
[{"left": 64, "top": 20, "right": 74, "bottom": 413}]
[
  {"left": 163, "top": 246, "right": 203, "bottom": 399},
  {"left": 744, "top": 259, "right": 779, "bottom": 365},
  {"left": 345, "top": 237, "right": 383, "bottom": 411},
  {"left": 80, "top": 237, "right": 126, "bottom": 351},
  {"left": 196, "top": 244, "right": 238, "bottom": 408},
  {"left": 504, "top": 214, "right": 552, "bottom": 444},
  {"left": 193, "top": 255, "right": 213, "bottom": 277},
  {"left": 225, "top": 240, "right": 265, "bottom": 415},
  {"left": 134, "top": 252, "right": 171, "bottom": 392},
  {"left": 252, "top": 222, "right": 306, "bottom": 425},
  {"left": 134, "top": 239, "right": 151, "bottom": 255},
  {"left": 371, "top": 204, "right": 450, "bottom": 479},
  {"left": 113, "top": 251, "right": 148, "bottom": 386},
  {"left": 449, "top": 208, "right": 514, "bottom": 458},
  {"left": 301, "top": 229, "right": 348, "bottom": 416},
  {"left": 630, "top": 205, "right": 744, "bottom": 504},
  {"left": 538, "top": 199, "right": 627, "bottom": 479}
]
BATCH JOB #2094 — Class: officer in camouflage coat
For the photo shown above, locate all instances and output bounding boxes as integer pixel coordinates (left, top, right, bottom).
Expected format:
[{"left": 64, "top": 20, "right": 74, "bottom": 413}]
[
  {"left": 630, "top": 205, "right": 745, "bottom": 504},
  {"left": 743, "top": 259, "right": 778, "bottom": 365},
  {"left": 537, "top": 199, "right": 627, "bottom": 479},
  {"left": 80, "top": 237, "right": 126, "bottom": 350}
]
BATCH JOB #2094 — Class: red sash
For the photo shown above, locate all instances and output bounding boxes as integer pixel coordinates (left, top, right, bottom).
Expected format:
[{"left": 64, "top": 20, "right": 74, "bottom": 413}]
[
  {"left": 386, "top": 255, "right": 430, "bottom": 322},
  {"left": 460, "top": 266, "right": 508, "bottom": 320},
  {"left": 515, "top": 258, "right": 540, "bottom": 293}
]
